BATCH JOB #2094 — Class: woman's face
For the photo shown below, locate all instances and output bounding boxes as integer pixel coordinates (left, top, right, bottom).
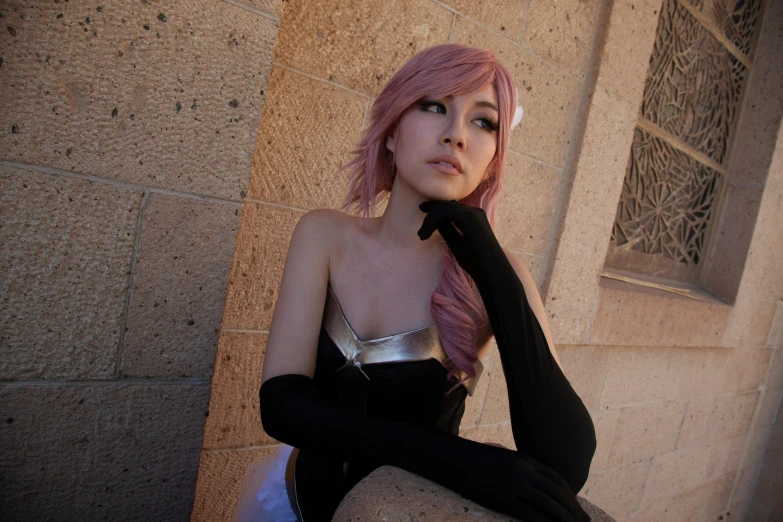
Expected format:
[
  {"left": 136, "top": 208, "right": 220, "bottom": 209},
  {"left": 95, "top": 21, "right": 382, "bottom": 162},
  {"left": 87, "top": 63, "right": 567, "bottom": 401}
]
[{"left": 386, "top": 84, "right": 499, "bottom": 202}]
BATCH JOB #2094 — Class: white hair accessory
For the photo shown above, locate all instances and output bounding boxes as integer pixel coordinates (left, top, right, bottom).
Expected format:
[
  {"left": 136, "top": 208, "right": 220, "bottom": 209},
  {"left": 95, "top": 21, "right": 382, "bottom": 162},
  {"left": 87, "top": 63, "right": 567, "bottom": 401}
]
[{"left": 510, "top": 93, "right": 524, "bottom": 131}]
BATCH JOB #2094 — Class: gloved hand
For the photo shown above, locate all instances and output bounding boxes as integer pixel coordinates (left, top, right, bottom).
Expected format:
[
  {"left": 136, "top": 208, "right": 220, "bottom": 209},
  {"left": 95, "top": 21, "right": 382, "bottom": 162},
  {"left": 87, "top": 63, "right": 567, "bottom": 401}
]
[
  {"left": 260, "top": 373, "right": 590, "bottom": 522},
  {"left": 418, "top": 199, "right": 596, "bottom": 496}
]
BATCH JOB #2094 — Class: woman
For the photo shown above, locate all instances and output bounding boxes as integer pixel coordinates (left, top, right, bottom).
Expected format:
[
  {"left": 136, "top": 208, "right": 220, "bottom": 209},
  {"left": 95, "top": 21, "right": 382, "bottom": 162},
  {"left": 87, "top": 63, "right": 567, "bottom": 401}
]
[{"left": 255, "top": 43, "right": 596, "bottom": 521}]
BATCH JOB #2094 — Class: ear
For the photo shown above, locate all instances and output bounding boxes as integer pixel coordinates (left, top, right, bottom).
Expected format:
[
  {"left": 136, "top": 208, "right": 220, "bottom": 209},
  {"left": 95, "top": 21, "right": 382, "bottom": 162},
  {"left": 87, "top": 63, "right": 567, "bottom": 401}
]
[{"left": 385, "top": 124, "right": 399, "bottom": 153}]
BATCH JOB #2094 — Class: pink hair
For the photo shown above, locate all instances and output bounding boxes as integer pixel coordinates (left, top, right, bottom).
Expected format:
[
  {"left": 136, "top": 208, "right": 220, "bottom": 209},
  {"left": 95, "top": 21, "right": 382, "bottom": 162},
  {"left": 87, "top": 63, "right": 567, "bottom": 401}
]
[{"left": 337, "top": 43, "right": 517, "bottom": 391}]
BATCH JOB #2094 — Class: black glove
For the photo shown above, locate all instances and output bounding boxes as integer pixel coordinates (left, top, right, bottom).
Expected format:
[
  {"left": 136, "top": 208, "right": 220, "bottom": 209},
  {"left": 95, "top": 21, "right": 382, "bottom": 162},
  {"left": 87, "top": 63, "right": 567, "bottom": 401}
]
[
  {"left": 418, "top": 199, "right": 596, "bottom": 494},
  {"left": 260, "top": 373, "right": 589, "bottom": 522}
]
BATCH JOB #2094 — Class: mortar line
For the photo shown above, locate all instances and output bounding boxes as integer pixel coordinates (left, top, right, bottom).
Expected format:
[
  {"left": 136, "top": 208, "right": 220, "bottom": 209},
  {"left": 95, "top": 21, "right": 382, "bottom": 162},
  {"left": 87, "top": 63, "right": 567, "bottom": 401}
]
[
  {"left": 508, "top": 249, "right": 545, "bottom": 259},
  {"left": 221, "top": 327, "right": 270, "bottom": 335},
  {"left": 242, "top": 197, "right": 309, "bottom": 213},
  {"left": 221, "top": 0, "right": 280, "bottom": 21},
  {"left": 270, "top": 62, "right": 374, "bottom": 100},
  {"left": 0, "top": 378, "right": 211, "bottom": 386},
  {"left": 360, "top": 98, "right": 371, "bottom": 130},
  {"left": 0, "top": 160, "right": 243, "bottom": 207},
  {"left": 726, "top": 340, "right": 783, "bottom": 507},
  {"left": 115, "top": 191, "right": 150, "bottom": 379},
  {"left": 429, "top": 0, "right": 584, "bottom": 82},
  {"left": 203, "top": 443, "right": 284, "bottom": 454},
  {"left": 473, "top": 347, "right": 497, "bottom": 426},
  {"left": 506, "top": 148, "right": 564, "bottom": 172},
  {"left": 516, "top": 0, "right": 534, "bottom": 43}
]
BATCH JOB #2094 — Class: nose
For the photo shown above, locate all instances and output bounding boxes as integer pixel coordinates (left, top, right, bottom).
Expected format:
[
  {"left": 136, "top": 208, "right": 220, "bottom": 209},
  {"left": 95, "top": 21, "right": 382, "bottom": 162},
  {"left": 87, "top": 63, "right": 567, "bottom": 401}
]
[{"left": 440, "top": 116, "right": 466, "bottom": 151}]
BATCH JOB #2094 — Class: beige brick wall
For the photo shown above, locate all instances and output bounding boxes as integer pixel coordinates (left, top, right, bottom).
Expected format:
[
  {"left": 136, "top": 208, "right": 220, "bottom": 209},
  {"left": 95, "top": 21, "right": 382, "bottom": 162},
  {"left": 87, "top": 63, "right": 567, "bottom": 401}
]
[
  {"left": 192, "top": 1, "right": 783, "bottom": 521},
  {"left": 3, "top": 0, "right": 781, "bottom": 521},
  {"left": 0, "top": 0, "right": 280, "bottom": 520}
]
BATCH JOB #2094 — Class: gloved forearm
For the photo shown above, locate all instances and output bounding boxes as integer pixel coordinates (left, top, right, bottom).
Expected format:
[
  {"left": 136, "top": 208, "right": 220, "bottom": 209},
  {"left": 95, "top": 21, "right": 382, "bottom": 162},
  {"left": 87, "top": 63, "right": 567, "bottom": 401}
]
[
  {"left": 418, "top": 200, "right": 596, "bottom": 493},
  {"left": 260, "top": 373, "right": 588, "bottom": 521}
]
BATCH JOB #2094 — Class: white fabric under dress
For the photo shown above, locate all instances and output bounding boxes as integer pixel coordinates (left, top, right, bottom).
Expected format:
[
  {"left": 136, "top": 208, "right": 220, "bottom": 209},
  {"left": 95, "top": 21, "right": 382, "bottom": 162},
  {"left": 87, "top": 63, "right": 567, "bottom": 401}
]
[{"left": 231, "top": 444, "right": 298, "bottom": 522}]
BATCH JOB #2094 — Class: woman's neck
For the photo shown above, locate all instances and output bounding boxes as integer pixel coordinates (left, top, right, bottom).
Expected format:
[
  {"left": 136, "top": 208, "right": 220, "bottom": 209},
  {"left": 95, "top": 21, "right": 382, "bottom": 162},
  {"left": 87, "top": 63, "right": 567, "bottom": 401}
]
[{"left": 372, "top": 178, "right": 443, "bottom": 256}]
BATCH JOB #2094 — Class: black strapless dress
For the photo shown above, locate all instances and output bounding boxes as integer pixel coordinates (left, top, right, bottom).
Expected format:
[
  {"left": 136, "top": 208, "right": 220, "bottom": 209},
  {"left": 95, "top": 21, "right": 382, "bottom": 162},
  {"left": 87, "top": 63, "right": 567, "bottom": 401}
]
[{"left": 287, "top": 283, "right": 484, "bottom": 521}]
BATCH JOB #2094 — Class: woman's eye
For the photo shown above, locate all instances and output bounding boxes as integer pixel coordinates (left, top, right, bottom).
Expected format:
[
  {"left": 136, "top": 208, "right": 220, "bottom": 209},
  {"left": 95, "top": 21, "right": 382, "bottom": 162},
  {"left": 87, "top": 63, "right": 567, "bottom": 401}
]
[{"left": 418, "top": 100, "right": 498, "bottom": 132}]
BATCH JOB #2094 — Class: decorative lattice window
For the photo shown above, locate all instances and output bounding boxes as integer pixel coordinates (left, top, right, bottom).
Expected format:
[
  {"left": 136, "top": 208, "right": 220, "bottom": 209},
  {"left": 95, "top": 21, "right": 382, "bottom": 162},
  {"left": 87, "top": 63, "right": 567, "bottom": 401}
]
[{"left": 606, "top": 0, "right": 764, "bottom": 284}]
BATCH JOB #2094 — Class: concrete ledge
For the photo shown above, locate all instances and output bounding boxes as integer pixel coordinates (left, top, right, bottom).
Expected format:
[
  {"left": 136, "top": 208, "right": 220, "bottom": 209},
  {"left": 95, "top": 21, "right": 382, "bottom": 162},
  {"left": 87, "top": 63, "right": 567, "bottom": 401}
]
[{"left": 332, "top": 465, "right": 616, "bottom": 521}]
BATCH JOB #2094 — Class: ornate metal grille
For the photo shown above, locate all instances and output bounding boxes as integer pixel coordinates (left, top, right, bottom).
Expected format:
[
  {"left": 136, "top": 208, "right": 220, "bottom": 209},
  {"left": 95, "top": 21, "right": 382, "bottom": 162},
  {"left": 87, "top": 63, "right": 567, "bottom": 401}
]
[
  {"left": 613, "top": 128, "right": 720, "bottom": 265},
  {"left": 608, "top": 0, "right": 763, "bottom": 278}
]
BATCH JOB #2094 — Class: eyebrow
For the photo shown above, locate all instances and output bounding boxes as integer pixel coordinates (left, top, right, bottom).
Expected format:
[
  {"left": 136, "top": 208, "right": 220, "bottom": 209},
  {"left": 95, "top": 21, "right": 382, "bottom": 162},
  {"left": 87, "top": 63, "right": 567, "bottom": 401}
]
[{"left": 443, "top": 94, "right": 498, "bottom": 113}]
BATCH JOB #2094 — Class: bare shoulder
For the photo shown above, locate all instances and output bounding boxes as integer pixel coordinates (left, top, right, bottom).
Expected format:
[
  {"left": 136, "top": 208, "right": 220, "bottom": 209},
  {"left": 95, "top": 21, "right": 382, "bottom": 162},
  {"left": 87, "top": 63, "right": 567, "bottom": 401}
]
[
  {"left": 296, "top": 208, "right": 348, "bottom": 255},
  {"left": 501, "top": 248, "right": 539, "bottom": 292}
]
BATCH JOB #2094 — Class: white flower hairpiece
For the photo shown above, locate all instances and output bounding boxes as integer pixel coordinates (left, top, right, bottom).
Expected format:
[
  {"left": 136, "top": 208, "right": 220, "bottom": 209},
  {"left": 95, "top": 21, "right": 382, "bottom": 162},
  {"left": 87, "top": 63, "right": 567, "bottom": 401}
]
[{"left": 510, "top": 92, "right": 524, "bottom": 131}]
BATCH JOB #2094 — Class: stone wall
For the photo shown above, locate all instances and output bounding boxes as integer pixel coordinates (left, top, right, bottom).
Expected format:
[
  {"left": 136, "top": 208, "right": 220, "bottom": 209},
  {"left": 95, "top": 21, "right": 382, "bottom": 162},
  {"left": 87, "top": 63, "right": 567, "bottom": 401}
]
[
  {"left": 191, "top": 1, "right": 783, "bottom": 521},
  {"left": 0, "top": 0, "right": 280, "bottom": 520},
  {"left": 1, "top": 0, "right": 781, "bottom": 521}
]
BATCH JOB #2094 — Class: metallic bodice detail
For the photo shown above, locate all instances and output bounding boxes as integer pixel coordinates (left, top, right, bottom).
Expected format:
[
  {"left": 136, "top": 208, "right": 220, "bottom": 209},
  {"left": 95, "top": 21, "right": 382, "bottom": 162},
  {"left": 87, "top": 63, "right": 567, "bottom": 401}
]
[{"left": 323, "top": 283, "right": 484, "bottom": 397}]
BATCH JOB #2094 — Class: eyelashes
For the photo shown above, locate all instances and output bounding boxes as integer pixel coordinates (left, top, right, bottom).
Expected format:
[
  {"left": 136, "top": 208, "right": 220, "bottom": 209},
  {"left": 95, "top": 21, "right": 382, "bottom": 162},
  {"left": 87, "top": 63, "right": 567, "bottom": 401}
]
[{"left": 418, "top": 100, "right": 499, "bottom": 132}]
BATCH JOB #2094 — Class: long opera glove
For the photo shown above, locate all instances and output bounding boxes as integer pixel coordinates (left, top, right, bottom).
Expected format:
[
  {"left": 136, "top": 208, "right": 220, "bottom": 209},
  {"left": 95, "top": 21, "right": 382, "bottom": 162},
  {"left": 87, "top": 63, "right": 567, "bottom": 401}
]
[{"left": 418, "top": 199, "right": 596, "bottom": 494}]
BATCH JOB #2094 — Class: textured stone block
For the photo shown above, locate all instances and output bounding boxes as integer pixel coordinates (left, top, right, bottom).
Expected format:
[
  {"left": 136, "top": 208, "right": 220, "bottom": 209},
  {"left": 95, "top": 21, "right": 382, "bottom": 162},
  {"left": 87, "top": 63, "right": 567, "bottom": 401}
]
[
  {"left": 448, "top": 0, "right": 527, "bottom": 37},
  {"left": 451, "top": 17, "right": 583, "bottom": 167},
  {"left": 522, "top": 0, "right": 602, "bottom": 78},
  {"left": 664, "top": 481, "right": 713, "bottom": 522},
  {"left": 739, "top": 348, "right": 773, "bottom": 391},
  {"left": 697, "top": 474, "right": 734, "bottom": 519},
  {"left": 511, "top": 251, "right": 547, "bottom": 291},
  {"left": 558, "top": 345, "right": 610, "bottom": 411},
  {"left": 731, "top": 463, "right": 761, "bottom": 503},
  {"left": 477, "top": 349, "right": 510, "bottom": 424},
  {"left": 596, "top": 0, "right": 663, "bottom": 105},
  {"left": 705, "top": 392, "right": 759, "bottom": 443},
  {"left": 641, "top": 443, "right": 712, "bottom": 501},
  {"left": 495, "top": 153, "right": 562, "bottom": 255},
  {"left": 588, "top": 282, "right": 731, "bottom": 348},
  {"left": 243, "top": 0, "right": 284, "bottom": 17},
  {"left": 723, "top": 300, "right": 778, "bottom": 350},
  {"left": 621, "top": 496, "right": 669, "bottom": 522},
  {"left": 674, "top": 348, "right": 743, "bottom": 400},
  {"left": 704, "top": 185, "right": 764, "bottom": 303},
  {"left": 763, "top": 424, "right": 783, "bottom": 467},
  {"left": 769, "top": 348, "right": 783, "bottom": 389},
  {"left": 677, "top": 397, "right": 715, "bottom": 450},
  {"left": 703, "top": 437, "right": 736, "bottom": 481},
  {"left": 590, "top": 408, "right": 621, "bottom": 471},
  {"left": 598, "top": 346, "right": 684, "bottom": 409},
  {"left": 459, "top": 422, "right": 516, "bottom": 450},
  {"left": 191, "top": 446, "right": 278, "bottom": 522},
  {"left": 121, "top": 194, "right": 240, "bottom": 378},
  {"left": 332, "top": 466, "right": 520, "bottom": 521},
  {"left": 744, "top": 426, "right": 774, "bottom": 467},
  {"left": 756, "top": 387, "right": 783, "bottom": 428},
  {"left": 203, "top": 332, "right": 274, "bottom": 449},
  {"left": 0, "top": 383, "right": 209, "bottom": 522},
  {"left": 544, "top": 86, "right": 637, "bottom": 344},
  {"left": 272, "top": 0, "right": 452, "bottom": 96},
  {"left": 607, "top": 402, "right": 687, "bottom": 467},
  {"left": 246, "top": 67, "right": 366, "bottom": 209},
  {"left": 726, "top": 0, "right": 783, "bottom": 189},
  {"left": 581, "top": 458, "right": 650, "bottom": 515},
  {"left": 0, "top": 166, "right": 141, "bottom": 379},
  {"left": 0, "top": 0, "right": 276, "bottom": 200},
  {"left": 460, "top": 345, "right": 496, "bottom": 427},
  {"left": 221, "top": 202, "right": 302, "bottom": 330},
  {"left": 754, "top": 457, "right": 783, "bottom": 514}
]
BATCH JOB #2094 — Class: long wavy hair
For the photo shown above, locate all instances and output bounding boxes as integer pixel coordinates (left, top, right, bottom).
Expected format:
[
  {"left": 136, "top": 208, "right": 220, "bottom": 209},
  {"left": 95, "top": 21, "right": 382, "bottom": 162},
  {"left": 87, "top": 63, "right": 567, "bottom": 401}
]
[{"left": 337, "top": 43, "right": 517, "bottom": 390}]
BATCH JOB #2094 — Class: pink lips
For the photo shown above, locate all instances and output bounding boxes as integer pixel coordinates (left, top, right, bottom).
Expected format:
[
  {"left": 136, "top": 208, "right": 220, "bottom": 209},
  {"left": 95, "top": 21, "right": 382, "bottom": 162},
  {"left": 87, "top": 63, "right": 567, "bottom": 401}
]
[
  {"left": 429, "top": 162, "right": 461, "bottom": 175},
  {"left": 428, "top": 154, "right": 463, "bottom": 175}
]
